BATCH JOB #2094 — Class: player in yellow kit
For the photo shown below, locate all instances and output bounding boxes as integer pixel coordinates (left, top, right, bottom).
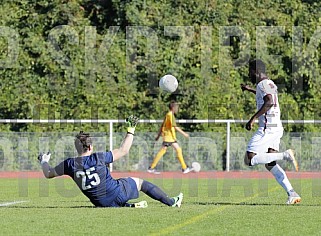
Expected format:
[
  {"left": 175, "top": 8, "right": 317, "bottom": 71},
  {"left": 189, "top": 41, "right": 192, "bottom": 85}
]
[{"left": 148, "top": 101, "right": 192, "bottom": 174}]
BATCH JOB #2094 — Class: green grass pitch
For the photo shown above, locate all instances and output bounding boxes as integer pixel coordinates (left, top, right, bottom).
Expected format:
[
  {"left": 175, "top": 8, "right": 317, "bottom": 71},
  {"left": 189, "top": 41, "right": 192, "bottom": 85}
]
[{"left": 1, "top": 177, "right": 321, "bottom": 235}]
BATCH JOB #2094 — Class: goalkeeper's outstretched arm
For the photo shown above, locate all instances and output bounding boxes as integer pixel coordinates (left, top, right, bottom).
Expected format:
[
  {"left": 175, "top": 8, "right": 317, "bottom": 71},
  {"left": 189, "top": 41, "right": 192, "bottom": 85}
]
[
  {"left": 112, "top": 115, "right": 139, "bottom": 161},
  {"left": 111, "top": 133, "right": 134, "bottom": 161},
  {"left": 38, "top": 153, "right": 59, "bottom": 179}
]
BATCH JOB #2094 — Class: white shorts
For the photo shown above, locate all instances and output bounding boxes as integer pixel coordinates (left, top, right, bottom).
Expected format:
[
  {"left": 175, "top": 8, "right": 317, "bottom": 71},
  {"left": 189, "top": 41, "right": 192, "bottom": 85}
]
[{"left": 247, "top": 127, "right": 283, "bottom": 154}]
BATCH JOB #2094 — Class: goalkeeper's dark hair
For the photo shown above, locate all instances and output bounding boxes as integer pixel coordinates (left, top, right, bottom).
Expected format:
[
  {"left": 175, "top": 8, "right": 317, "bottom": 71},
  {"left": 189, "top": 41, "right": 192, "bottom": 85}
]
[
  {"left": 168, "top": 101, "right": 178, "bottom": 110},
  {"left": 75, "top": 131, "right": 92, "bottom": 154},
  {"left": 249, "top": 59, "right": 266, "bottom": 74}
]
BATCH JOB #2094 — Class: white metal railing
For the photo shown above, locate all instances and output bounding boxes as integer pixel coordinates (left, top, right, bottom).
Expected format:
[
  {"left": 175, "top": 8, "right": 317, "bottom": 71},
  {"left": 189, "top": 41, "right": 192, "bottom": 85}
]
[{"left": 0, "top": 119, "right": 319, "bottom": 172}]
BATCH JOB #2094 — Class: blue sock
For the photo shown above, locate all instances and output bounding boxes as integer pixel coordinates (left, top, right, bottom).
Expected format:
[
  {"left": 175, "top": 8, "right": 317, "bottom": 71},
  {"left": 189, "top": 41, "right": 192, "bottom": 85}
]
[
  {"left": 124, "top": 203, "right": 135, "bottom": 207},
  {"left": 141, "top": 181, "right": 174, "bottom": 206}
]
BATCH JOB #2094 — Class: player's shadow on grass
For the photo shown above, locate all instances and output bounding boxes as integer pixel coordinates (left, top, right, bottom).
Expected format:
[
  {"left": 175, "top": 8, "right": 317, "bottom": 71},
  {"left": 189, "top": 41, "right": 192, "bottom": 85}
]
[{"left": 193, "top": 202, "right": 321, "bottom": 207}]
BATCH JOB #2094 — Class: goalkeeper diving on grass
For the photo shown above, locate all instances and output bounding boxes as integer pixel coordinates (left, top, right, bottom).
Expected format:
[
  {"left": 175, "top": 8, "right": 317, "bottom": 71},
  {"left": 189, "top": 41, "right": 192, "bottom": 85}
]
[{"left": 38, "top": 115, "right": 183, "bottom": 208}]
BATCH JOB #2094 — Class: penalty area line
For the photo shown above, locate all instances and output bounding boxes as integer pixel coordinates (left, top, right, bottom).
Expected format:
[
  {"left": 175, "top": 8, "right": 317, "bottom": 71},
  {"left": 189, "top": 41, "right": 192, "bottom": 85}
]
[
  {"left": 149, "top": 186, "right": 280, "bottom": 236},
  {"left": 0, "top": 201, "right": 29, "bottom": 207}
]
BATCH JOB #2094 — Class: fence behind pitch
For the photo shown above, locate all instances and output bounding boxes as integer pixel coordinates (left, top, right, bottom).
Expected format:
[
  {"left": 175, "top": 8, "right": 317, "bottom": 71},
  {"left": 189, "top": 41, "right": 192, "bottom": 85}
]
[{"left": 0, "top": 119, "right": 320, "bottom": 172}]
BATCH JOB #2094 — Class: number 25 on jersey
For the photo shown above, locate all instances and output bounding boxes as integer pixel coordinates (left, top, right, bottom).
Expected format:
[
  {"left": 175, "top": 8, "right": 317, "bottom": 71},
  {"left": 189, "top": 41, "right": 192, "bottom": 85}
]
[{"left": 76, "top": 167, "right": 101, "bottom": 190}]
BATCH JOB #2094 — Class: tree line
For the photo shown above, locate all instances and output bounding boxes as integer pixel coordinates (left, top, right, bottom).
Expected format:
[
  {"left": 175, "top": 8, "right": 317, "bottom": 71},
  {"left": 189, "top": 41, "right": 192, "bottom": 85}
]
[{"left": 0, "top": 0, "right": 320, "bottom": 133}]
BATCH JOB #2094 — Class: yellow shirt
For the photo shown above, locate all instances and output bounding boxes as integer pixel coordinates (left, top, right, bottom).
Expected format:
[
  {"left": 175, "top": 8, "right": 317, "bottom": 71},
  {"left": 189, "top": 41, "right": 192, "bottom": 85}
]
[{"left": 162, "top": 111, "right": 177, "bottom": 142}]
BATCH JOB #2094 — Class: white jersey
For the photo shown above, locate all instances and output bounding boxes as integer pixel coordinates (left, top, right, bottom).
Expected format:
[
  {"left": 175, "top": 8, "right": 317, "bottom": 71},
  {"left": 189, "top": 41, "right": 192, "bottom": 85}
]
[{"left": 256, "top": 79, "right": 282, "bottom": 130}]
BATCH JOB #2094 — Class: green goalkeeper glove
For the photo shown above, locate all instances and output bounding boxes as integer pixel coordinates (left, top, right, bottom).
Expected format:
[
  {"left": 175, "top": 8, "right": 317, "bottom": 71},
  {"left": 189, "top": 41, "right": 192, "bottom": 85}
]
[{"left": 125, "top": 115, "right": 139, "bottom": 135}]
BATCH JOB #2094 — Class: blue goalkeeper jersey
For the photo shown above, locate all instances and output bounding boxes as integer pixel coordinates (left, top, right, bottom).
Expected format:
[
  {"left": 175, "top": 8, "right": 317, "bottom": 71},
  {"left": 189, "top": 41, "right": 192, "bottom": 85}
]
[{"left": 54, "top": 151, "right": 120, "bottom": 207}]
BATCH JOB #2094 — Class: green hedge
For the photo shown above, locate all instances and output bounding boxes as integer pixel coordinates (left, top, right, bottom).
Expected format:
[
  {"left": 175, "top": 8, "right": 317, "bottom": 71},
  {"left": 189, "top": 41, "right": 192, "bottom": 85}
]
[{"left": 0, "top": 1, "right": 321, "bottom": 133}]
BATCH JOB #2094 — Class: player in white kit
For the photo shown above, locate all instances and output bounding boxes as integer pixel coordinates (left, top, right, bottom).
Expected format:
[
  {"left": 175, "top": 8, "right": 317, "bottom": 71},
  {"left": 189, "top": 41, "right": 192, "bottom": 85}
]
[{"left": 242, "top": 59, "right": 301, "bottom": 205}]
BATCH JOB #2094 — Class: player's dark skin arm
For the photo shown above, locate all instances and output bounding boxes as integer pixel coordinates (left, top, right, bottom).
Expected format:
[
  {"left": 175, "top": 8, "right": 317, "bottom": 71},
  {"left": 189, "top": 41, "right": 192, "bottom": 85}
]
[
  {"left": 244, "top": 95, "right": 274, "bottom": 162},
  {"left": 246, "top": 94, "right": 274, "bottom": 131},
  {"left": 241, "top": 84, "right": 256, "bottom": 94}
]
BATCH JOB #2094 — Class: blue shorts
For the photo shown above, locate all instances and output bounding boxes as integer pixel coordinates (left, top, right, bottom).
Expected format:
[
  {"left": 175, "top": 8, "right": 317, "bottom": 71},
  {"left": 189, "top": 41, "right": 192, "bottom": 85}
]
[{"left": 109, "top": 177, "right": 139, "bottom": 207}]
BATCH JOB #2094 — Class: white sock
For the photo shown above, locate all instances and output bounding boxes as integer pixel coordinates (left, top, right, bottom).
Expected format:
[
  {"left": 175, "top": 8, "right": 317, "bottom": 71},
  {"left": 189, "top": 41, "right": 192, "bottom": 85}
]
[
  {"left": 270, "top": 164, "right": 293, "bottom": 193},
  {"left": 250, "top": 152, "right": 284, "bottom": 166}
]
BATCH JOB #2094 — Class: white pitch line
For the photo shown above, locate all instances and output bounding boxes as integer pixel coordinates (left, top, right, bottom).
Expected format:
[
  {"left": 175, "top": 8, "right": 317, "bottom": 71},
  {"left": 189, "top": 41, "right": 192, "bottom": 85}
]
[{"left": 0, "top": 201, "right": 28, "bottom": 207}]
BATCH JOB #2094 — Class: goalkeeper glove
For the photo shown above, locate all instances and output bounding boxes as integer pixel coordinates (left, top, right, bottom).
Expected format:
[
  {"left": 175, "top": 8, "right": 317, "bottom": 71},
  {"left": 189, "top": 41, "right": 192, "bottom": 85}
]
[
  {"left": 38, "top": 152, "right": 51, "bottom": 165},
  {"left": 125, "top": 115, "right": 139, "bottom": 135}
]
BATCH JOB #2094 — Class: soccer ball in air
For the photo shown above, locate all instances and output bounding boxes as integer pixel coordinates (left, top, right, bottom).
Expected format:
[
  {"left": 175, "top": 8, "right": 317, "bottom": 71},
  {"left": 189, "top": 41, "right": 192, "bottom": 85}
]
[
  {"left": 191, "top": 162, "right": 201, "bottom": 172},
  {"left": 159, "top": 74, "right": 178, "bottom": 93}
]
